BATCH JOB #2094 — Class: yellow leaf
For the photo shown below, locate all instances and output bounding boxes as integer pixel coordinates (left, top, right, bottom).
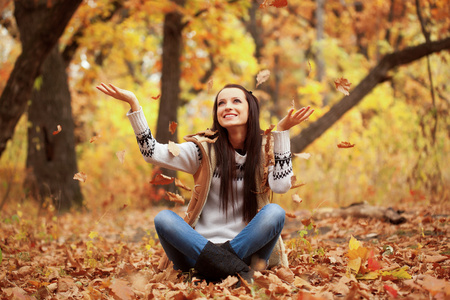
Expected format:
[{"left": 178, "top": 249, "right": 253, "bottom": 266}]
[
  {"left": 89, "top": 231, "right": 98, "bottom": 239},
  {"left": 357, "top": 271, "right": 379, "bottom": 280},
  {"left": 383, "top": 266, "right": 412, "bottom": 280},
  {"left": 349, "top": 235, "right": 361, "bottom": 250},
  {"left": 348, "top": 257, "right": 361, "bottom": 274}
]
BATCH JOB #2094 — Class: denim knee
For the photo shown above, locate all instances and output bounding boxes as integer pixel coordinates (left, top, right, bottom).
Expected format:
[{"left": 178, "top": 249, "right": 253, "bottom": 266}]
[
  {"left": 154, "top": 210, "right": 177, "bottom": 235},
  {"left": 261, "top": 203, "right": 285, "bottom": 230}
]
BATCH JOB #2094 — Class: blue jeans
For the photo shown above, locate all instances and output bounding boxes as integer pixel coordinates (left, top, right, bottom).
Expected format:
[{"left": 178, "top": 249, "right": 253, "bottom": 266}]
[{"left": 154, "top": 203, "right": 285, "bottom": 271}]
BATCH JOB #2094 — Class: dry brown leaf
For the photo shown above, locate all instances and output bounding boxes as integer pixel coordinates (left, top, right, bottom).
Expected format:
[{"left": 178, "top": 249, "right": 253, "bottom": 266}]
[
  {"left": 90, "top": 134, "right": 102, "bottom": 143},
  {"left": 116, "top": 150, "right": 126, "bottom": 164},
  {"left": 174, "top": 178, "right": 192, "bottom": 191},
  {"left": 276, "top": 267, "right": 295, "bottom": 283},
  {"left": 166, "top": 192, "right": 185, "bottom": 204},
  {"left": 256, "top": 69, "right": 270, "bottom": 87},
  {"left": 203, "top": 128, "right": 218, "bottom": 137},
  {"left": 168, "top": 141, "right": 180, "bottom": 156},
  {"left": 73, "top": 172, "right": 87, "bottom": 182},
  {"left": 150, "top": 174, "right": 174, "bottom": 185},
  {"left": 337, "top": 141, "right": 355, "bottom": 148},
  {"left": 169, "top": 121, "right": 177, "bottom": 135},
  {"left": 109, "top": 279, "right": 134, "bottom": 300},
  {"left": 263, "top": 124, "right": 276, "bottom": 135},
  {"left": 52, "top": 124, "right": 62, "bottom": 135},
  {"left": 292, "top": 194, "right": 302, "bottom": 204},
  {"left": 285, "top": 212, "right": 296, "bottom": 219},
  {"left": 334, "top": 77, "right": 352, "bottom": 96},
  {"left": 293, "top": 152, "right": 311, "bottom": 160},
  {"left": 290, "top": 176, "right": 306, "bottom": 189}
]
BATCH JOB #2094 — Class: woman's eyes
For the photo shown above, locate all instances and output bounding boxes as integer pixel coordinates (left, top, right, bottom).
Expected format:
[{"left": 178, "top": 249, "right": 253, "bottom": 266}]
[{"left": 218, "top": 99, "right": 242, "bottom": 106}]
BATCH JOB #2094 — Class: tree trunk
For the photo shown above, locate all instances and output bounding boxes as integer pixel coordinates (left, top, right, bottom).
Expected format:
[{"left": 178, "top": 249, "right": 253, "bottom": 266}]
[
  {"left": 291, "top": 37, "right": 450, "bottom": 153},
  {"left": 24, "top": 46, "right": 83, "bottom": 211},
  {"left": 0, "top": 0, "right": 82, "bottom": 156},
  {"left": 156, "top": 0, "right": 185, "bottom": 193}
]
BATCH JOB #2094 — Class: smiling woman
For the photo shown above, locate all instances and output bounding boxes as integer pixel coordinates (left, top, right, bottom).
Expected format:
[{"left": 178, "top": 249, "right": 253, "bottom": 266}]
[{"left": 96, "top": 82, "right": 313, "bottom": 285}]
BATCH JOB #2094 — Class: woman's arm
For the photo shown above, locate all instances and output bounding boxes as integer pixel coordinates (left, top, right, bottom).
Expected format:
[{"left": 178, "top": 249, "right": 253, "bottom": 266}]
[
  {"left": 268, "top": 106, "right": 315, "bottom": 193},
  {"left": 97, "top": 83, "right": 201, "bottom": 174}
]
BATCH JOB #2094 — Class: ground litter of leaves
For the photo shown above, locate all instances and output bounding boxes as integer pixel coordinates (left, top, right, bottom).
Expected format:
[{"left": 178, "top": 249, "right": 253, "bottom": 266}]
[{"left": 0, "top": 202, "right": 448, "bottom": 299}]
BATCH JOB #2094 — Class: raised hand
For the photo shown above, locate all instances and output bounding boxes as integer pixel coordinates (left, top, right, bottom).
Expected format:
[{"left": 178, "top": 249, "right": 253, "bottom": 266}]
[
  {"left": 277, "top": 106, "right": 314, "bottom": 131},
  {"left": 96, "top": 83, "right": 140, "bottom": 111}
]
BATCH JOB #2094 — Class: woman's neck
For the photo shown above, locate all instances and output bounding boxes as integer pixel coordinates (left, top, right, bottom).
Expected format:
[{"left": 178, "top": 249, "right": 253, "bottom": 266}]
[{"left": 227, "top": 127, "right": 247, "bottom": 149}]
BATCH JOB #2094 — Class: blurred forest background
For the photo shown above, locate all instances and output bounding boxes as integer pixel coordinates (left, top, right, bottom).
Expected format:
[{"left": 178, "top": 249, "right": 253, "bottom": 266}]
[{"left": 0, "top": 0, "right": 449, "bottom": 215}]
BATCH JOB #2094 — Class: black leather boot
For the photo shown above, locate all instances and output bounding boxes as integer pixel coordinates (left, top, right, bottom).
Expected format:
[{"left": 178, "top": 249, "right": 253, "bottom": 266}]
[{"left": 194, "top": 241, "right": 254, "bottom": 283}]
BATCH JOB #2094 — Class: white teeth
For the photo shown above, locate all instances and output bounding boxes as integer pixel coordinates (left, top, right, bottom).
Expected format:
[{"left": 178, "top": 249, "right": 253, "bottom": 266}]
[{"left": 224, "top": 114, "right": 236, "bottom": 119}]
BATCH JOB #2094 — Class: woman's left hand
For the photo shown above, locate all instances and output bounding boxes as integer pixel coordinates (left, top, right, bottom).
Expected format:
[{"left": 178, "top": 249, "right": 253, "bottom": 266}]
[{"left": 277, "top": 106, "right": 314, "bottom": 131}]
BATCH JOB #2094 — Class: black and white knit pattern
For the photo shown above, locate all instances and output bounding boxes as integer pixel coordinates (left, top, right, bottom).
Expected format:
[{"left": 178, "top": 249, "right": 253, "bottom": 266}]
[
  {"left": 273, "top": 151, "right": 293, "bottom": 180},
  {"left": 136, "top": 128, "right": 156, "bottom": 158}
]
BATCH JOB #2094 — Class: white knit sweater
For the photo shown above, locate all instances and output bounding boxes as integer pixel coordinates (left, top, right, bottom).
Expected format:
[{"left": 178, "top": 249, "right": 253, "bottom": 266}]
[{"left": 127, "top": 107, "right": 293, "bottom": 243}]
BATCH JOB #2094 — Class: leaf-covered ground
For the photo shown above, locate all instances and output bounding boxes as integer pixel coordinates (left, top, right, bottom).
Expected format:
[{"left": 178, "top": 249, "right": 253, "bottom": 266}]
[{"left": 0, "top": 202, "right": 448, "bottom": 299}]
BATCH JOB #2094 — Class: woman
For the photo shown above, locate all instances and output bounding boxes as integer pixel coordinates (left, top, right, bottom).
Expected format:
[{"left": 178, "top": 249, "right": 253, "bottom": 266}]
[{"left": 96, "top": 83, "right": 313, "bottom": 283}]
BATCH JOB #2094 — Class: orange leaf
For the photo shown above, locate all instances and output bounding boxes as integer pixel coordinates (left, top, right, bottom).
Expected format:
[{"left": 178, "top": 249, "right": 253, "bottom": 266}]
[
  {"left": 285, "top": 212, "right": 296, "bottom": 218},
  {"left": 169, "top": 121, "right": 177, "bottom": 135},
  {"left": 337, "top": 141, "right": 355, "bottom": 148},
  {"left": 166, "top": 192, "right": 185, "bottom": 204},
  {"left": 52, "top": 125, "right": 62, "bottom": 135},
  {"left": 175, "top": 178, "right": 191, "bottom": 191},
  {"left": 151, "top": 94, "right": 161, "bottom": 100},
  {"left": 150, "top": 174, "right": 174, "bottom": 185},
  {"left": 90, "top": 134, "right": 102, "bottom": 143},
  {"left": 256, "top": 69, "right": 270, "bottom": 87},
  {"left": 168, "top": 141, "right": 180, "bottom": 156},
  {"left": 73, "top": 172, "right": 87, "bottom": 182},
  {"left": 334, "top": 77, "right": 352, "bottom": 96},
  {"left": 263, "top": 124, "right": 276, "bottom": 135}
]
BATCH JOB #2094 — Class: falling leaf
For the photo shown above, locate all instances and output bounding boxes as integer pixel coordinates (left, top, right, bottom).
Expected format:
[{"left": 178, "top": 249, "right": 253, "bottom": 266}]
[
  {"left": 263, "top": 124, "right": 276, "bottom": 135},
  {"left": 293, "top": 152, "right": 311, "bottom": 160},
  {"left": 260, "top": 0, "right": 288, "bottom": 9},
  {"left": 256, "top": 69, "right": 270, "bottom": 87},
  {"left": 52, "top": 125, "right": 62, "bottom": 135},
  {"left": 168, "top": 141, "right": 180, "bottom": 156},
  {"left": 151, "top": 94, "right": 161, "bottom": 100},
  {"left": 150, "top": 174, "right": 174, "bottom": 185},
  {"left": 384, "top": 284, "right": 398, "bottom": 298},
  {"left": 175, "top": 178, "right": 191, "bottom": 191},
  {"left": 116, "top": 150, "right": 126, "bottom": 164},
  {"left": 337, "top": 141, "right": 355, "bottom": 148},
  {"left": 169, "top": 121, "right": 177, "bottom": 135},
  {"left": 166, "top": 192, "right": 185, "bottom": 204},
  {"left": 285, "top": 212, "right": 296, "bottom": 218},
  {"left": 292, "top": 194, "right": 302, "bottom": 203},
  {"left": 90, "top": 134, "right": 102, "bottom": 143},
  {"left": 73, "top": 172, "right": 87, "bottom": 182},
  {"left": 334, "top": 77, "right": 352, "bottom": 96},
  {"left": 207, "top": 77, "right": 213, "bottom": 93}
]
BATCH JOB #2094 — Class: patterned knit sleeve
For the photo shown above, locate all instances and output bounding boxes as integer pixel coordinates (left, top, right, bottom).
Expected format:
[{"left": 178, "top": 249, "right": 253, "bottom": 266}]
[
  {"left": 126, "top": 107, "right": 202, "bottom": 175},
  {"left": 268, "top": 130, "right": 293, "bottom": 194}
]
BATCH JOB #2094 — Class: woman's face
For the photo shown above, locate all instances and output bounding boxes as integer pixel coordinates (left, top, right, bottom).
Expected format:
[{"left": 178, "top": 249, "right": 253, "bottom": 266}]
[{"left": 216, "top": 88, "right": 249, "bottom": 131}]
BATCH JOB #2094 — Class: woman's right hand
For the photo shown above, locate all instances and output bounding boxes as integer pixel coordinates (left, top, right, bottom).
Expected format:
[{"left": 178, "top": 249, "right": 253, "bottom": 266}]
[{"left": 96, "top": 83, "right": 140, "bottom": 112}]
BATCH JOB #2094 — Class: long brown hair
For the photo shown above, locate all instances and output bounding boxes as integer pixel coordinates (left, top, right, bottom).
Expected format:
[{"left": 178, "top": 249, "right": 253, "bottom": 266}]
[{"left": 211, "top": 84, "right": 262, "bottom": 223}]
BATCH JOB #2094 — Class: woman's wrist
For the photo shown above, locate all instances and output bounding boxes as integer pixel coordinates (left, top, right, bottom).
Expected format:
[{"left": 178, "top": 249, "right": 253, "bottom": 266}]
[{"left": 129, "top": 99, "right": 140, "bottom": 112}]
